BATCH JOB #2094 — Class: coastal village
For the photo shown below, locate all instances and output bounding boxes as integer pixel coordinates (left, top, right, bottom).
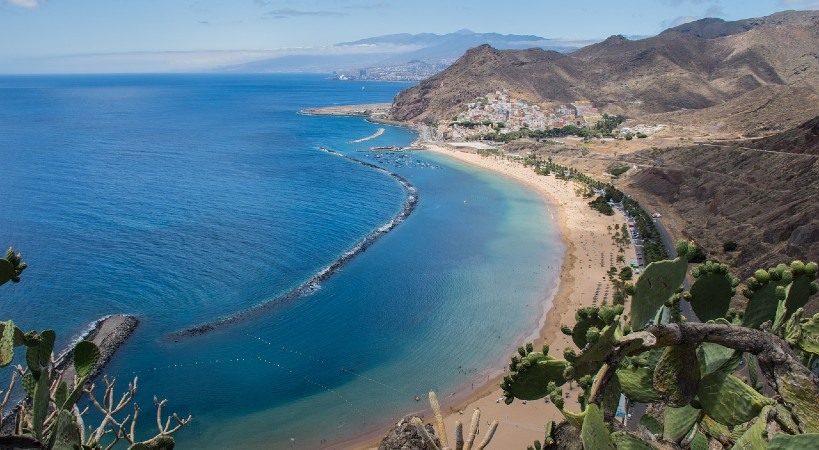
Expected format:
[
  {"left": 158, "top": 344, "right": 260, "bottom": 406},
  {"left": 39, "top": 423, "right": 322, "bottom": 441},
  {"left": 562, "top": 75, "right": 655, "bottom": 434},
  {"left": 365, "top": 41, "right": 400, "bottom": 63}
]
[{"left": 440, "top": 90, "right": 666, "bottom": 141}]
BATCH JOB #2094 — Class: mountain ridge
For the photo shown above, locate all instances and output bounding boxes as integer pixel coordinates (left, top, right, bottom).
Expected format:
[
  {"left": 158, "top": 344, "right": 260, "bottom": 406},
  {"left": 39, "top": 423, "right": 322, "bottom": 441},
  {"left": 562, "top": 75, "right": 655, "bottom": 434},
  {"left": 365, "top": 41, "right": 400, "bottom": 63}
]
[{"left": 390, "top": 9, "right": 819, "bottom": 135}]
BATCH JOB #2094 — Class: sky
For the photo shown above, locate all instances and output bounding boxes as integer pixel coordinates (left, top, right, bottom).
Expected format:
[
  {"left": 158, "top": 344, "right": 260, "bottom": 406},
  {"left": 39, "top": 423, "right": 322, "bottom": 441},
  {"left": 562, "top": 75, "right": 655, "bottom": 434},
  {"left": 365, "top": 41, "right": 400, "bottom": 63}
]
[{"left": 1, "top": 0, "right": 817, "bottom": 73}]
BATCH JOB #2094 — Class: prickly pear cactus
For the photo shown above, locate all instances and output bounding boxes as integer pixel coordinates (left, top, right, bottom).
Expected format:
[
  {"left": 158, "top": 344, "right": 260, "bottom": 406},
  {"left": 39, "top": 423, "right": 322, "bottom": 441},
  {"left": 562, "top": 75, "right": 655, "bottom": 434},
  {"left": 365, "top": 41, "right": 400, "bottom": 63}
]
[
  {"left": 502, "top": 345, "right": 567, "bottom": 402},
  {"left": 731, "top": 406, "right": 772, "bottom": 450},
  {"left": 26, "top": 329, "right": 55, "bottom": 373},
  {"left": 0, "top": 320, "right": 16, "bottom": 367},
  {"left": 580, "top": 404, "right": 613, "bottom": 450},
  {"left": 0, "top": 247, "right": 27, "bottom": 285},
  {"left": 616, "top": 365, "right": 661, "bottom": 403},
  {"left": 687, "top": 261, "right": 737, "bottom": 322},
  {"left": 663, "top": 404, "right": 700, "bottom": 443},
  {"left": 771, "top": 362, "right": 819, "bottom": 433},
  {"left": 572, "top": 320, "right": 620, "bottom": 377},
  {"left": 768, "top": 433, "right": 819, "bottom": 449},
  {"left": 699, "top": 414, "right": 731, "bottom": 444},
  {"left": 569, "top": 307, "right": 606, "bottom": 349},
  {"left": 697, "top": 372, "right": 773, "bottom": 426},
  {"left": 688, "top": 430, "right": 708, "bottom": 450},
  {"left": 638, "top": 414, "right": 663, "bottom": 437},
  {"left": 696, "top": 341, "right": 740, "bottom": 377},
  {"left": 743, "top": 265, "right": 788, "bottom": 329},
  {"left": 52, "top": 409, "right": 82, "bottom": 450},
  {"left": 653, "top": 343, "right": 700, "bottom": 407},
  {"left": 629, "top": 242, "right": 690, "bottom": 330},
  {"left": 783, "top": 261, "right": 818, "bottom": 318},
  {"left": 610, "top": 431, "right": 654, "bottom": 449},
  {"left": 783, "top": 308, "right": 819, "bottom": 356},
  {"left": 73, "top": 339, "right": 100, "bottom": 378}
]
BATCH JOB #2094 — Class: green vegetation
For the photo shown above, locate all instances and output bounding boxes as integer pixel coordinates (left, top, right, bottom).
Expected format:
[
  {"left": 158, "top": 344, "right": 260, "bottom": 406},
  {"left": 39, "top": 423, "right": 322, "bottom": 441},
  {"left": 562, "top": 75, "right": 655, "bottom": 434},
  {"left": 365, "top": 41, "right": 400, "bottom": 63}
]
[
  {"left": 502, "top": 245, "right": 819, "bottom": 449},
  {"left": 0, "top": 247, "right": 190, "bottom": 449},
  {"left": 724, "top": 241, "right": 738, "bottom": 252},
  {"left": 595, "top": 114, "right": 626, "bottom": 136},
  {"left": 520, "top": 155, "right": 668, "bottom": 264},
  {"left": 450, "top": 120, "right": 495, "bottom": 128},
  {"left": 479, "top": 125, "right": 596, "bottom": 143},
  {"left": 607, "top": 164, "right": 631, "bottom": 178},
  {"left": 589, "top": 197, "right": 614, "bottom": 215}
]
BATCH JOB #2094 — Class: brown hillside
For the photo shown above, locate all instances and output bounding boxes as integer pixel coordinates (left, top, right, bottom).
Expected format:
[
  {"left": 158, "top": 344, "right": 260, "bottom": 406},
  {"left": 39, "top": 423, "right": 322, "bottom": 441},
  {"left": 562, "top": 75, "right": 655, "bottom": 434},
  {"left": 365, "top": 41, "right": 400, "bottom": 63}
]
[
  {"left": 747, "top": 115, "right": 819, "bottom": 154},
  {"left": 390, "top": 10, "right": 819, "bottom": 133},
  {"left": 623, "top": 120, "right": 819, "bottom": 277}
]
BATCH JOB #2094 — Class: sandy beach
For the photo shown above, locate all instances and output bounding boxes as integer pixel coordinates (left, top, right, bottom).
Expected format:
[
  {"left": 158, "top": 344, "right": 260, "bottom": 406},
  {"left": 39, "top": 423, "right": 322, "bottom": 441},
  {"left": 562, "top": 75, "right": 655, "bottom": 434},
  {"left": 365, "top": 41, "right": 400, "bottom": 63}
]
[{"left": 358, "top": 142, "right": 638, "bottom": 449}]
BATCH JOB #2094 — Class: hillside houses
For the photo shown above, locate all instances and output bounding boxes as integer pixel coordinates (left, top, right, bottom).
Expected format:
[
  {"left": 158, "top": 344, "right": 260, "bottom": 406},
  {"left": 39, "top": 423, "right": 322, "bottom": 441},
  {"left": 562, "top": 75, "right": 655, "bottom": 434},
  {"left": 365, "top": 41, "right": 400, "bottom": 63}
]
[{"left": 441, "top": 91, "right": 608, "bottom": 140}]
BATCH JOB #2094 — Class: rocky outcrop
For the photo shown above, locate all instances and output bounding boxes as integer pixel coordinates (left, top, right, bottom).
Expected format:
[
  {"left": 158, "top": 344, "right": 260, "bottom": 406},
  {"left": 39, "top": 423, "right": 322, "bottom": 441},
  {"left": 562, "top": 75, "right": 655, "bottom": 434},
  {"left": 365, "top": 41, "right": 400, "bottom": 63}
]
[{"left": 378, "top": 416, "right": 440, "bottom": 450}]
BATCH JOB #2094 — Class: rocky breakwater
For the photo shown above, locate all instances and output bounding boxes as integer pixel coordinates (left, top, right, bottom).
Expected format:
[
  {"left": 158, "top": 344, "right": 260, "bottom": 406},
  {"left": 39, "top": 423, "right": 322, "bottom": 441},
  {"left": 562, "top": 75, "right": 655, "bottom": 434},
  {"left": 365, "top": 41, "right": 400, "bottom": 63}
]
[
  {"left": 168, "top": 146, "right": 419, "bottom": 340},
  {"left": 58, "top": 314, "right": 140, "bottom": 382}
]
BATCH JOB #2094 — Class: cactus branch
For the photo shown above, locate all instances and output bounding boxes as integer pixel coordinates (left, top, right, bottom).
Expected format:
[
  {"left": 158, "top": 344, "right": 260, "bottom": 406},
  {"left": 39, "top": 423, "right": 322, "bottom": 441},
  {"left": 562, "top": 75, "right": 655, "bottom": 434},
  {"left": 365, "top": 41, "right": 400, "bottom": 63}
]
[
  {"left": 411, "top": 417, "right": 441, "bottom": 450},
  {"left": 463, "top": 408, "right": 481, "bottom": 450},
  {"left": 429, "top": 391, "right": 448, "bottom": 449},
  {"left": 454, "top": 421, "right": 464, "bottom": 450}
]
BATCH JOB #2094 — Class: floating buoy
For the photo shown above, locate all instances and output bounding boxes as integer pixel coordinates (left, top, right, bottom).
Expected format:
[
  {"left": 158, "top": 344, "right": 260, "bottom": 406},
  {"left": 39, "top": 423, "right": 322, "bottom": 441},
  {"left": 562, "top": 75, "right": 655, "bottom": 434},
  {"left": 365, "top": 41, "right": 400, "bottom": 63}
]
[{"left": 415, "top": 395, "right": 420, "bottom": 402}]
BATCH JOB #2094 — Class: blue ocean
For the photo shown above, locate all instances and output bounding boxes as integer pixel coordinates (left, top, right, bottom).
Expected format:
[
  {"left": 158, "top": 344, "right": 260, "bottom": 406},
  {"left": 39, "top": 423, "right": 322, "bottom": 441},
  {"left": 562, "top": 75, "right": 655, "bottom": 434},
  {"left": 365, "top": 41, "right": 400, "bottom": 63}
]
[{"left": 0, "top": 74, "right": 561, "bottom": 448}]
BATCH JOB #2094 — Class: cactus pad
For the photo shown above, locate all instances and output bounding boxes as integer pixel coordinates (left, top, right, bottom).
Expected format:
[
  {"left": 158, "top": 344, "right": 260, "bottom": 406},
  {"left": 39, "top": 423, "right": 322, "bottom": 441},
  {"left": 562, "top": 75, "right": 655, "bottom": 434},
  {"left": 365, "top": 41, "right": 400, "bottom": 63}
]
[
  {"left": 52, "top": 409, "right": 82, "bottom": 450},
  {"left": 772, "top": 363, "right": 819, "bottom": 433},
  {"left": 697, "top": 372, "right": 773, "bottom": 426},
  {"left": 571, "top": 307, "right": 606, "bottom": 349},
  {"left": 768, "top": 433, "right": 819, "bottom": 450},
  {"left": 783, "top": 308, "right": 819, "bottom": 356},
  {"left": 73, "top": 340, "right": 100, "bottom": 378},
  {"left": 0, "top": 320, "right": 15, "bottom": 367},
  {"left": 561, "top": 407, "right": 587, "bottom": 431},
  {"left": 663, "top": 404, "right": 700, "bottom": 443},
  {"left": 743, "top": 265, "right": 787, "bottom": 329},
  {"left": 696, "top": 342, "right": 740, "bottom": 377},
  {"left": 653, "top": 343, "right": 700, "bottom": 407},
  {"left": 616, "top": 366, "right": 661, "bottom": 403},
  {"left": 688, "top": 261, "right": 737, "bottom": 322},
  {"left": 0, "top": 259, "right": 14, "bottom": 285},
  {"left": 731, "top": 406, "right": 772, "bottom": 450},
  {"left": 25, "top": 329, "right": 55, "bottom": 371},
  {"left": 580, "top": 404, "right": 613, "bottom": 449},
  {"left": 630, "top": 254, "right": 688, "bottom": 330},
  {"left": 610, "top": 432, "right": 655, "bottom": 449},
  {"left": 502, "top": 351, "right": 567, "bottom": 401},
  {"left": 699, "top": 415, "right": 731, "bottom": 444},
  {"left": 638, "top": 414, "right": 663, "bottom": 437},
  {"left": 688, "top": 430, "right": 708, "bottom": 450}
]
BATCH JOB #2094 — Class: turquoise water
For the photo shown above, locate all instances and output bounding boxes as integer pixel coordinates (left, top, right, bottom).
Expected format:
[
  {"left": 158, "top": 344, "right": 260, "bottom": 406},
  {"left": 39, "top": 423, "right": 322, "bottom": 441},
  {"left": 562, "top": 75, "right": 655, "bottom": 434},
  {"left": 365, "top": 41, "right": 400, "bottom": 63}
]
[{"left": 0, "top": 74, "right": 561, "bottom": 448}]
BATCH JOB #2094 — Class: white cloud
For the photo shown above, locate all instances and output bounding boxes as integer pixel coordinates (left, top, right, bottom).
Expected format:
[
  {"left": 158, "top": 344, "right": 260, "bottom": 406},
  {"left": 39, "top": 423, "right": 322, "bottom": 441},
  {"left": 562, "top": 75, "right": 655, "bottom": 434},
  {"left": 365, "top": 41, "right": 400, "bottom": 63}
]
[{"left": 6, "top": 0, "right": 45, "bottom": 8}]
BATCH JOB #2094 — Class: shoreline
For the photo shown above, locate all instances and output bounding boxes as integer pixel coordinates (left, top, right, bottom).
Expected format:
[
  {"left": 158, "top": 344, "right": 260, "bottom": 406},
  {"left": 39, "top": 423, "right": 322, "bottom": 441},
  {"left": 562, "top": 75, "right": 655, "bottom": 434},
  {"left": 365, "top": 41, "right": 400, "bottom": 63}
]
[
  {"left": 293, "top": 105, "right": 638, "bottom": 449},
  {"left": 345, "top": 141, "right": 637, "bottom": 448}
]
